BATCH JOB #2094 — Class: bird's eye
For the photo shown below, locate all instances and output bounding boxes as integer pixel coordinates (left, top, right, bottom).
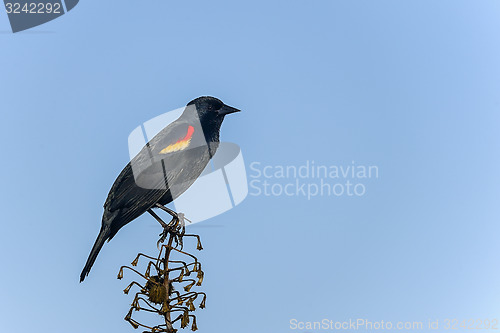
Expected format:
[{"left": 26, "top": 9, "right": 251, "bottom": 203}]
[{"left": 212, "top": 102, "right": 223, "bottom": 111}]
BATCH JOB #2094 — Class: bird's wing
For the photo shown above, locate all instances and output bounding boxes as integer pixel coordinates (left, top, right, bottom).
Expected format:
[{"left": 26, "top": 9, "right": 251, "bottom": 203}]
[
  {"left": 103, "top": 121, "right": 197, "bottom": 213},
  {"left": 149, "top": 122, "right": 196, "bottom": 154}
]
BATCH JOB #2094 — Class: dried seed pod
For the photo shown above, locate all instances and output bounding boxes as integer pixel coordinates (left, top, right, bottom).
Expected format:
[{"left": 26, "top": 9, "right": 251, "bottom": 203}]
[
  {"left": 191, "top": 316, "right": 198, "bottom": 331},
  {"left": 117, "top": 267, "right": 124, "bottom": 280},
  {"left": 199, "top": 295, "right": 206, "bottom": 309},
  {"left": 186, "top": 299, "right": 195, "bottom": 311},
  {"left": 131, "top": 257, "right": 139, "bottom": 267},
  {"left": 196, "top": 271, "right": 204, "bottom": 286},
  {"left": 130, "top": 320, "right": 139, "bottom": 329},
  {"left": 178, "top": 269, "right": 184, "bottom": 282},
  {"left": 125, "top": 308, "right": 133, "bottom": 320},
  {"left": 123, "top": 284, "right": 132, "bottom": 295},
  {"left": 184, "top": 281, "right": 196, "bottom": 292},
  {"left": 180, "top": 311, "right": 190, "bottom": 328}
]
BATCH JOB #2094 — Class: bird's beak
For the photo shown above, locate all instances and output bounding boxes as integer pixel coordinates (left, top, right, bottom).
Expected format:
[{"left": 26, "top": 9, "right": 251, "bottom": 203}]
[{"left": 219, "top": 104, "right": 241, "bottom": 116}]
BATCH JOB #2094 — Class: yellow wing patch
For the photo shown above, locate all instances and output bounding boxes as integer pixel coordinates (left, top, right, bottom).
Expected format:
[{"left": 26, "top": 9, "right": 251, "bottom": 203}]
[
  {"left": 159, "top": 125, "right": 194, "bottom": 154},
  {"left": 159, "top": 139, "right": 192, "bottom": 154}
]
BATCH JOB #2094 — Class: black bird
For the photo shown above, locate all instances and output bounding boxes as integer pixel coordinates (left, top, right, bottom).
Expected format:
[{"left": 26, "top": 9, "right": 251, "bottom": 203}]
[{"left": 80, "top": 96, "right": 240, "bottom": 282}]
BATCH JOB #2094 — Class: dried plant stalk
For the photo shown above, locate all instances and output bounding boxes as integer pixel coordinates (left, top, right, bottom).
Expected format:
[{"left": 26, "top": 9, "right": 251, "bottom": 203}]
[{"left": 118, "top": 213, "right": 205, "bottom": 332}]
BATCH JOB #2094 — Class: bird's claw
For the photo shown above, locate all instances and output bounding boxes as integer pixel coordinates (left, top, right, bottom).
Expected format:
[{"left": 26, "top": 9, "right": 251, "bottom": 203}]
[
  {"left": 157, "top": 228, "right": 170, "bottom": 248},
  {"left": 154, "top": 209, "right": 190, "bottom": 249}
]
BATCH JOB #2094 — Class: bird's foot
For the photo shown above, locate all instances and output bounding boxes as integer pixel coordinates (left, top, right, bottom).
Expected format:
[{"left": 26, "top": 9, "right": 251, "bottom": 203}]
[
  {"left": 153, "top": 206, "right": 192, "bottom": 248},
  {"left": 157, "top": 226, "right": 173, "bottom": 247}
]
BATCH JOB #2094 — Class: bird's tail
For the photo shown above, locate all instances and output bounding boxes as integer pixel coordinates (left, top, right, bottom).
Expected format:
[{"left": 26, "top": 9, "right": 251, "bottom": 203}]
[{"left": 80, "top": 225, "right": 110, "bottom": 282}]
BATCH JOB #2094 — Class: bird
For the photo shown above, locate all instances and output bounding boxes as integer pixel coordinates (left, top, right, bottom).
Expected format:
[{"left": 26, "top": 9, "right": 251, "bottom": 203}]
[{"left": 80, "top": 96, "right": 240, "bottom": 282}]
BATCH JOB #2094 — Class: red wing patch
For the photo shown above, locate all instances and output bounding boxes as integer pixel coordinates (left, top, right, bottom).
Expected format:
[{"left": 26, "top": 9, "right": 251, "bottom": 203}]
[{"left": 159, "top": 126, "right": 194, "bottom": 154}]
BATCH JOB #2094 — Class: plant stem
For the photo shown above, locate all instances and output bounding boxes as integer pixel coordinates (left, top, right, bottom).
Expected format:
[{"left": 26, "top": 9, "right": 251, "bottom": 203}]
[{"left": 164, "top": 233, "right": 174, "bottom": 332}]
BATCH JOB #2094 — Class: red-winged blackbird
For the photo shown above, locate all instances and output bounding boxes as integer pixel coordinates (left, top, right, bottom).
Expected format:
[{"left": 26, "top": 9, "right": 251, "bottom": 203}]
[{"left": 80, "top": 96, "right": 240, "bottom": 282}]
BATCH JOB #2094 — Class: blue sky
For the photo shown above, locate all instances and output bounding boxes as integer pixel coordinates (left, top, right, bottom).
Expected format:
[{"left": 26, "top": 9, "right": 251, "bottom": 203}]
[{"left": 1, "top": 1, "right": 500, "bottom": 332}]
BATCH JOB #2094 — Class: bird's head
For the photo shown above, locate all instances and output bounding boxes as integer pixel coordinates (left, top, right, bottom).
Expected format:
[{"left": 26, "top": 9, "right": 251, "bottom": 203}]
[{"left": 185, "top": 96, "right": 240, "bottom": 124}]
